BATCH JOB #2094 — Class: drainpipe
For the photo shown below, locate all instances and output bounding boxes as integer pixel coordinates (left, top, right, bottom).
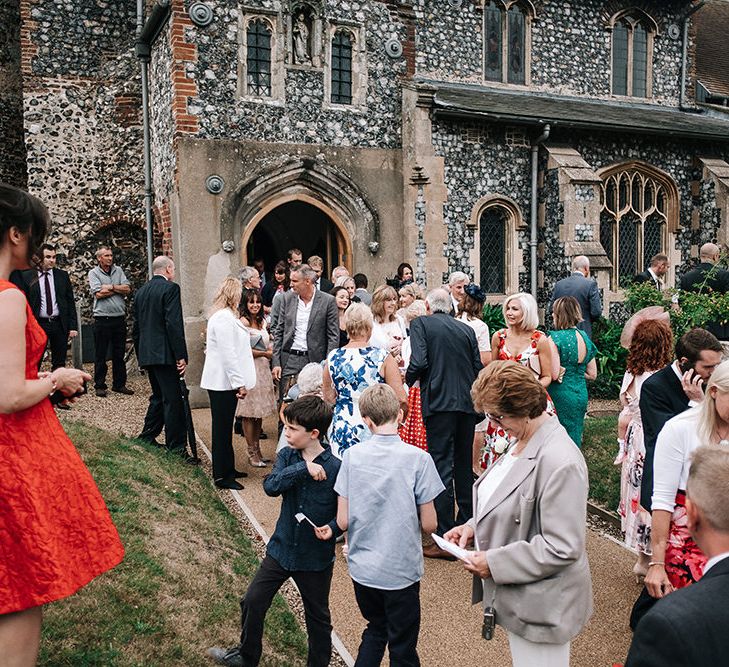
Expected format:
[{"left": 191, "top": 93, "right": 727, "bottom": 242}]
[
  {"left": 530, "top": 123, "right": 550, "bottom": 299},
  {"left": 679, "top": 1, "right": 706, "bottom": 110},
  {"left": 136, "top": 0, "right": 172, "bottom": 279}
]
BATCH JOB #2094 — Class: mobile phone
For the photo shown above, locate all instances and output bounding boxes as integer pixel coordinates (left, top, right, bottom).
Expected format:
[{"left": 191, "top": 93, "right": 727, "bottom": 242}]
[
  {"left": 678, "top": 359, "right": 693, "bottom": 374},
  {"left": 482, "top": 607, "right": 495, "bottom": 641}
]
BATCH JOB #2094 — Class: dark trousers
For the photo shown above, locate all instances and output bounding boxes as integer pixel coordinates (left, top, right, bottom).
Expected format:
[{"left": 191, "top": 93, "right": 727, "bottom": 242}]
[
  {"left": 353, "top": 580, "right": 421, "bottom": 667},
  {"left": 208, "top": 389, "right": 238, "bottom": 482},
  {"left": 239, "top": 555, "right": 333, "bottom": 667},
  {"left": 424, "top": 411, "right": 478, "bottom": 535},
  {"left": 139, "top": 365, "right": 186, "bottom": 451},
  {"left": 37, "top": 318, "right": 68, "bottom": 370},
  {"left": 93, "top": 316, "right": 127, "bottom": 390}
]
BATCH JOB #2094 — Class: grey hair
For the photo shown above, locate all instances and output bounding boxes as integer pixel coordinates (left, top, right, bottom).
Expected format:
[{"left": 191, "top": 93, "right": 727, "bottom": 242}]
[
  {"left": 426, "top": 288, "right": 452, "bottom": 314},
  {"left": 448, "top": 271, "right": 470, "bottom": 286},
  {"left": 239, "top": 266, "right": 258, "bottom": 285},
  {"left": 292, "top": 263, "right": 318, "bottom": 283},
  {"left": 572, "top": 255, "right": 590, "bottom": 271},
  {"left": 96, "top": 246, "right": 112, "bottom": 258},
  {"left": 152, "top": 255, "right": 173, "bottom": 274},
  {"left": 297, "top": 362, "right": 324, "bottom": 396}
]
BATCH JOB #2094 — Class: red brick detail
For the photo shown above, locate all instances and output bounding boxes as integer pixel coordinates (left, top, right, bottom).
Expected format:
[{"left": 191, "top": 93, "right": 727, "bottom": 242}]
[
  {"left": 168, "top": 0, "right": 199, "bottom": 136},
  {"left": 374, "top": 0, "right": 416, "bottom": 78},
  {"left": 153, "top": 200, "right": 174, "bottom": 256},
  {"left": 96, "top": 213, "right": 146, "bottom": 231},
  {"left": 18, "top": 0, "right": 41, "bottom": 77},
  {"left": 115, "top": 93, "right": 142, "bottom": 127}
]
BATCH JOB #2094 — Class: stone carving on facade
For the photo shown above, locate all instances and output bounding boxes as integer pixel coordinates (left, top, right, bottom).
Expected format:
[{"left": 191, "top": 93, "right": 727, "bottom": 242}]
[
  {"left": 288, "top": 2, "right": 321, "bottom": 68},
  {"left": 292, "top": 12, "right": 312, "bottom": 65}
]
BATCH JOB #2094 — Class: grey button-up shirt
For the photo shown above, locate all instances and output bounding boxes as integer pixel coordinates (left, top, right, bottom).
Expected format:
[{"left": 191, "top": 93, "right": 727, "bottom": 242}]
[{"left": 88, "top": 264, "right": 129, "bottom": 317}]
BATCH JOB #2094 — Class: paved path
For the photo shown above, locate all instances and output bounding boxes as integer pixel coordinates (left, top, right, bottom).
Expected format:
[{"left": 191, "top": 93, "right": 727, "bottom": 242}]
[{"left": 193, "top": 410, "right": 636, "bottom": 667}]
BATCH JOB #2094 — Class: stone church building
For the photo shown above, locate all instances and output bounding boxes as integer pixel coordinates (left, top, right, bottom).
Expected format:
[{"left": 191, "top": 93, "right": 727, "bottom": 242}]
[{"left": 1, "top": 0, "right": 729, "bottom": 395}]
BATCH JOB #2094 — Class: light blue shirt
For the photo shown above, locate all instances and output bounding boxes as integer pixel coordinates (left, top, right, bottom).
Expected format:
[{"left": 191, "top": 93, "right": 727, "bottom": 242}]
[
  {"left": 334, "top": 433, "right": 444, "bottom": 590},
  {"left": 88, "top": 264, "right": 129, "bottom": 317}
]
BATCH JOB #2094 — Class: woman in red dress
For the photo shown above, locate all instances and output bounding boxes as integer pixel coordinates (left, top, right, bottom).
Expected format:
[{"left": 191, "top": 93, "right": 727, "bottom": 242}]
[{"left": 0, "top": 184, "right": 124, "bottom": 665}]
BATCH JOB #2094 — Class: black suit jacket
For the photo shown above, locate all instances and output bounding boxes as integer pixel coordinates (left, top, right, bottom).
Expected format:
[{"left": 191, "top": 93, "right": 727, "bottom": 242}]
[
  {"left": 626, "top": 556, "right": 729, "bottom": 667},
  {"left": 634, "top": 270, "right": 661, "bottom": 290},
  {"left": 319, "top": 277, "right": 334, "bottom": 293},
  {"left": 17, "top": 267, "right": 78, "bottom": 333},
  {"left": 132, "top": 275, "right": 188, "bottom": 367},
  {"left": 639, "top": 364, "right": 690, "bottom": 512},
  {"left": 680, "top": 262, "right": 729, "bottom": 340},
  {"left": 548, "top": 273, "right": 602, "bottom": 338},
  {"left": 405, "top": 312, "right": 483, "bottom": 418}
]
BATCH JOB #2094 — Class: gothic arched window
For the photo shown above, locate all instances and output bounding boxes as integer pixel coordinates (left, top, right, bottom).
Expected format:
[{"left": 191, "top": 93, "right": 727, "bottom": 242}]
[
  {"left": 479, "top": 206, "right": 507, "bottom": 294},
  {"left": 484, "top": 1, "right": 532, "bottom": 85},
  {"left": 331, "top": 30, "right": 353, "bottom": 105},
  {"left": 246, "top": 19, "right": 272, "bottom": 97},
  {"left": 611, "top": 12, "right": 655, "bottom": 98}
]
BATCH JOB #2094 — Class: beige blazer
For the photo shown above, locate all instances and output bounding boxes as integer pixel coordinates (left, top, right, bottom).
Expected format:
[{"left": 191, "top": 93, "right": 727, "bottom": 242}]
[{"left": 470, "top": 417, "right": 593, "bottom": 645}]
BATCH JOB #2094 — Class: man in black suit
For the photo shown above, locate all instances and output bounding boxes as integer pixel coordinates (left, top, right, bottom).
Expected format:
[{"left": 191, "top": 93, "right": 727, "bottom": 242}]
[
  {"left": 680, "top": 243, "right": 729, "bottom": 346},
  {"left": 640, "top": 328, "right": 723, "bottom": 513},
  {"left": 548, "top": 255, "right": 602, "bottom": 338},
  {"left": 133, "top": 255, "right": 188, "bottom": 455},
  {"left": 308, "top": 255, "right": 334, "bottom": 293},
  {"left": 406, "top": 288, "right": 483, "bottom": 556},
  {"left": 17, "top": 243, "right": 78, "bottom": 370},
  {"left": 634, "top": 253, "right": 669, "bottom": 291},
  {"left": 626, "top": 446, "right": 729, "bottom": 667}
]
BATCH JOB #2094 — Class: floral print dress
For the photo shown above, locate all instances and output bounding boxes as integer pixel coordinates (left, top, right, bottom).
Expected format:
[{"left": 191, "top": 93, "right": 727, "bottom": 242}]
[{"left": 327, "top": 346, "right": 388, "bottom": 459}]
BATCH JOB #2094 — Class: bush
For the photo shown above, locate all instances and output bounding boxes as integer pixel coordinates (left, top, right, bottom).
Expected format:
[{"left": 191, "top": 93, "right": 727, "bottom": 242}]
[
  {"left": 481, "top": 302, "right": 505, "bottom": 332},
  {"left": 590, "top": 318, "right": 628, "bottom": 399}
]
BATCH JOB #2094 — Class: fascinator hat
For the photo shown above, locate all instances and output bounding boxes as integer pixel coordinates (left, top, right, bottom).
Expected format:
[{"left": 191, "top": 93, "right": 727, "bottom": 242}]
[
  {"left": 620, "top": 306, "right": 670, "bottom": 349},
  {"left": 464, "top": 283, "right": 487, "bottom": 303}
]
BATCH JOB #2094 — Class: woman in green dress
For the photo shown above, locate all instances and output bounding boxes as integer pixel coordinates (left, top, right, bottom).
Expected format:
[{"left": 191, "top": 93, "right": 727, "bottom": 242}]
[{"left": 549, "top": 297, "right": 598, "bottom": 447}]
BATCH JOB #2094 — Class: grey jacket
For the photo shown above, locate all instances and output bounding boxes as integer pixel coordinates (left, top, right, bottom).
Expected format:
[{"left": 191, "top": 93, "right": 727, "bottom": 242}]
[
  {"left": 548, "top": 272, "right": 602, "bottom": 338},
  {"left": 271, "top": 289, "right": 339, "bottom": 369},
  {"left": 470, "top": 417, "right": 593, "bottom": 645}
]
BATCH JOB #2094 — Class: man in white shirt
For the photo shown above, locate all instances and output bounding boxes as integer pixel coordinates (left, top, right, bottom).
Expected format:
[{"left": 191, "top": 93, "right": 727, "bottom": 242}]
[
  {"left": 626, "top": 446, "right": 729, "bottom": 666},
  {"left": 447, "top": 271, "right": 469, "bottom": 315},
  {"left": 634, "top": 254, "right": 669, "bottom": 290},
  {"left": 271, "top": 264, "right": 339, "bottom": 400}
]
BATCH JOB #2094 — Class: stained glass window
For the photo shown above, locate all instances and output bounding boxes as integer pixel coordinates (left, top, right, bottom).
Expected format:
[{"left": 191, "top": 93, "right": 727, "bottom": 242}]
[
  {"left": 484, "top": 2, "right": 502, "bottom": 82},
  {"left": 619, "top": 217, "right": 638, "bottom": 281},
  {"left": 612, "top": 15, "right": 652, "bottom": 98},
  {"left": 612, "top": 22, "right": 629, "bottom": 96},
  {"left": 507, "top": 6, "right": 526, "bottom": 84},
  {"left": 484, "top": 2, "right": 528, "bottom": 85},
  {"left": 632, "top": 24, "right": 648, "bottom": 98},
  {"left": 331, "top": 31, "right": 353, "bottom": 105},
  {"left": 247, "top": 19, "right": 272, "bottom": 97},
  {"left": 600, "top": 215, "right": 614, "bottom": 270},
  {"left": 643, "top": 216, "right": 663, "bottom": 268},
  {"left": 480, "top": 207, "right": 506, "bottom": 294}
]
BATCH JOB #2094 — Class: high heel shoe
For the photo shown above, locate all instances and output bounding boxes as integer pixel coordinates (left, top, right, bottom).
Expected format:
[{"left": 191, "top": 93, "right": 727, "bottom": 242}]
[{"left": 249, "top": 458, "right": 267, "bottom": 468}]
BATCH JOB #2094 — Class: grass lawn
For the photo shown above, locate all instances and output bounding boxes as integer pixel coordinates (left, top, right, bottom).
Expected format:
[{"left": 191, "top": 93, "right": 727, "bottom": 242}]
[
  {"left": 582, "top": 414, "right": 621, "bottom": 513},
  {"left": 40, "top": 422, "right": 307, "bottom": 666}
]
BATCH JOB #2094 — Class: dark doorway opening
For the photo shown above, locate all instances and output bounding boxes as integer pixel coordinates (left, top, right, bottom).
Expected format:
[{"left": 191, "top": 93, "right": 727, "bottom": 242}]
[{"left": 245, "top": 200, "right": 345, "bottom": 277}]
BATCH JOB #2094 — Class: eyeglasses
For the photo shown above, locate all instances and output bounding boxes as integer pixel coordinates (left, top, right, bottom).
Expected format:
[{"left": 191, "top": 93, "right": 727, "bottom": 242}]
[{"left": 485, "top": 413, "right": 505, "bottom": 424}]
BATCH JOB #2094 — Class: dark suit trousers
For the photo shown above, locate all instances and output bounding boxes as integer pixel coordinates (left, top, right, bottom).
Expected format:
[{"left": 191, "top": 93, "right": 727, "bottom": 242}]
[
  {"left": 139, "top": 365, "right": 186, "bottom": 451},
  {"left": 208, "top": 389, "right": 238, "bottom": 482},
  {"left": 239, "top": 555, "right": 333, "bottom": 667},
  {"left": 37, "top": 318, "right": 68, "bottom": 369},
  {"left": 93, "top": 316, "right": 127, "bottom": 390},
  {"left": 424, "top": 411, "right": 478, "bottom": 535}
]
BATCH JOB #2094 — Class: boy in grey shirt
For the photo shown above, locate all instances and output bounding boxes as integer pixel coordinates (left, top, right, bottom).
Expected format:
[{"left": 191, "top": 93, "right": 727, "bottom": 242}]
[{"left": 332, "top": 383, "right": 444, "bottom": 666}]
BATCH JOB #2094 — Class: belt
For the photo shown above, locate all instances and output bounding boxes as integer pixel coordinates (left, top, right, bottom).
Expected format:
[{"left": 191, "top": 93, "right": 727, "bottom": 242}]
[
  {"left": 287, "top": 349, "right": 308, "bottom": 357},
  {"left": 38, "top": 316, "right": 59, "bottom": 322}
]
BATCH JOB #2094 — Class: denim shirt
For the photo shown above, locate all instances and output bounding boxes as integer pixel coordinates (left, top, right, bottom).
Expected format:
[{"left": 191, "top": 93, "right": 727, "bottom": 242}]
[{"left": 263, "top": 445, "right": 341, "bottom": 572}]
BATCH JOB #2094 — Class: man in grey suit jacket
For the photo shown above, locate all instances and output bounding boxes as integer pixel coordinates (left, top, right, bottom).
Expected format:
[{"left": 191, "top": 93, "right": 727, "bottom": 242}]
[
  {"left": 271, "top": 264, "right": 339, "bottom": 399},
  {"left": 548, "top": 255, "right": 602, "bottom": 338}
]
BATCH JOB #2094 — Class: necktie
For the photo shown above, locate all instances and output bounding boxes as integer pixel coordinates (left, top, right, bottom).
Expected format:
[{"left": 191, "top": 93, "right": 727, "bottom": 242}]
[{"left": 43, "top": 272, "right": 53, "bottom": 317}]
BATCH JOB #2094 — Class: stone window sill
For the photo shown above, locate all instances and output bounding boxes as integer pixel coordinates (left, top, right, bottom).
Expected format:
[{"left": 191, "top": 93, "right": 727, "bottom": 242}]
[
  {"left": 322, "top": 102, "right": 366, "bottom": 114},
  {"left": 238, "top": 96, "right": 285, "bottom": 107},
  {"left": 286, "top": 63, "right": 323, "bottom": 72}
]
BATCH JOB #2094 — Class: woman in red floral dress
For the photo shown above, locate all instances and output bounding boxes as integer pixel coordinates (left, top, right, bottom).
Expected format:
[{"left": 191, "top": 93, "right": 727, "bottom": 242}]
[
  {"left": 0, "top": 185, "right": 124, "bottom": 665},
  {"left": 480, "top": 292, "right": 556, "bottom": 469}
]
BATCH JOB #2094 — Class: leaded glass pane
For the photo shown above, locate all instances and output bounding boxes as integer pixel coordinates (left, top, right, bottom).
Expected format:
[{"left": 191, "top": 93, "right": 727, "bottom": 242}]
[
  {"left": 619, "top": 216, "right": 638, "bottom": 282},
  {"left": 612, "top": 22, "right": 629, "bottom": 96},
  {"left": 331, "top": 31, "right": 353, "bottom": 105},
  {"left": 247, "top": 20, "right": 272, "bottom": 96},
  {"left": 484, "top": 2, "right": 502, "bottom": 82},
  {"left": 643, "top": 216, "right": 663, "bottom": 269},
  {"left": 507, "top": 6, "right": 526, "bottom": 84},
  {"left": 480, "top": 208, "right": 506, "bottom": 294},
  {"left": 633, "top": 24, "right": 648, "bottom": 98},
  {"left": 600, "top": 214, "right": 614, "bottom": 272}
]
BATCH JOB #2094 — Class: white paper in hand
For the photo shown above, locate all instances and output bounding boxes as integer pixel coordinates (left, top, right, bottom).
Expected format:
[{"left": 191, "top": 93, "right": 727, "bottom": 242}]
[
  {"left": 295, "top": 512, "right": 317, "bottom": 528},
  {"left": 431, "top": 533, "right": 475, "bottom": 562}
]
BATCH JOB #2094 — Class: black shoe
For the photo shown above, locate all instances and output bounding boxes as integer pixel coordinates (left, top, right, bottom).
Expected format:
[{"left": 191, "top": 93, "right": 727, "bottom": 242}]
[
  {"left": 56, "top": 402, "right": 71, "bottom": 410},
  {"left": 169, "top": 448, "right": 199, "bottom": 464},
  {"left": 112, "top": 386, "right": 135, "bottom": 395},
  {"left": 96, "top": 388, "right": 107, "bottom": 397},
  {"left": 234, "top": 416, "right": 243, "bottom": 435},
  {"left": 207, "top": 646, "right": 243, "bottom": 667},
  {"left": 137, "top": 434, "right": 164, "bottom": 447},
  {"left": 214, "top": 479, "right": 244, "bottom": 491},
  {"left": 259, "top": 431, "right": 268, "bottom": 440},
  {"left": 234, "top": 470, "right": 248, "bottom": 478}
]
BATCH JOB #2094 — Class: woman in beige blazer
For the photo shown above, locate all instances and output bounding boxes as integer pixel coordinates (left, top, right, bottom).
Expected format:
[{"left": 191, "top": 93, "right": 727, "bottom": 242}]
[{"left": 445, "top": 361, "right": 592, "bottom": 667}]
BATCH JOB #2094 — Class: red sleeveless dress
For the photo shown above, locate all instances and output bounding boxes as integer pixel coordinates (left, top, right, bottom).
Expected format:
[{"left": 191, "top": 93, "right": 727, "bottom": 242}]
[{"left": 0, "top": 280, "right": 124, "bottom": 614}]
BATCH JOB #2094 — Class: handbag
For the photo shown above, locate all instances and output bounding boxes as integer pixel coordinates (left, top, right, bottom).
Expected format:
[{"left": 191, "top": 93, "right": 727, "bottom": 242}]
[{"left": 248, "top": 332, "right": 268, "bottom": 352}]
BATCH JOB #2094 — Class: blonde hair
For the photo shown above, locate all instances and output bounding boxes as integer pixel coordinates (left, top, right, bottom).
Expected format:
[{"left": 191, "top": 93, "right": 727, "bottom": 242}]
[
  {"left": 399, "top": 282, "right": 423, "bottom": 301},
  {"left": 404, "top": 299, "right": 427, "bottom": 324},
  {"left": 212, "top": 276, "right": 242, "bottom": 313},
  {"left": 552, "top": 296, "right": 583, "bottom": 330},
  {"left": 359, "top": 383, "right": 400, "bottom": 426},
  {"left": 344, "top": 302, "right": 374, "bottom": 339},
  {"left": 687, "top": 446, "right": 729, "bottom": 532},
  {"left": 307, "top": 255, "right": 323, "bottom": 270},
  {"left": 371, "top": 285, "right": 398, "bottom": 323},
  {"left": 335, "top": 275, "right": 355, "bottom": 290},
  {"left": 697, "top": 360, "right": 729, "bottom": 447},
  {"left": 503, "top": 292, "right": 539, "bottom": 332}
]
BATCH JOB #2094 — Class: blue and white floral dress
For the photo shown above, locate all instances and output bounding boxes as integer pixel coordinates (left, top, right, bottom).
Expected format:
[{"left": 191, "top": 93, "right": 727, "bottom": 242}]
[{"left": 327, "top": 346, "right": 388, "bottom": 459}]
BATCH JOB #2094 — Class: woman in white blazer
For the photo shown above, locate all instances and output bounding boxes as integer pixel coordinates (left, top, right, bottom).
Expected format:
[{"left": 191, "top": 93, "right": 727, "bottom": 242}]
[
  {"left": 201, "top": 277, "right": 256, "bottom": 490},
  {"left": 445, "top": 361, "right": 592, "bottom": 667}
]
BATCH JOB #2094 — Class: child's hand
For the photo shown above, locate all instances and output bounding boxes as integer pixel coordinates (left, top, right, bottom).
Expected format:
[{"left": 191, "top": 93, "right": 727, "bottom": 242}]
[
  {"left": 314, "top": 525, "right": 333, "bottom": 541},
  {"left": 306, "top": 461, "right": 327, "bottom": 481}
]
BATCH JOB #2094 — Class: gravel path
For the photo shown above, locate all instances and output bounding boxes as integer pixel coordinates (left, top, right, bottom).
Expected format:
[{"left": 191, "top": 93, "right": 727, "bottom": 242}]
[{"left": 62, "top": 373, "right": 638, "bottom": 666}]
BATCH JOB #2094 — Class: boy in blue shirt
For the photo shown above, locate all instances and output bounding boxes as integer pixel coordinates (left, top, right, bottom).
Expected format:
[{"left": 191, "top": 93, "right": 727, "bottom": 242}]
[
  {"left": 208, "top": 396, "right": 340, "bottom": 667},
  {"left": 331, "top": 383, "right": 444, "bottom": 666}
]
